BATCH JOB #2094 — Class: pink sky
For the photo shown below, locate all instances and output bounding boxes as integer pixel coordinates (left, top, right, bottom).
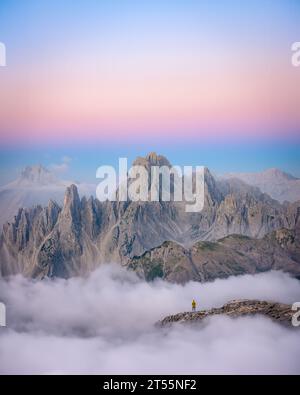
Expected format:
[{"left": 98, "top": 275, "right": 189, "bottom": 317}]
[
  {"left": 1, "top": 59, "right": 299, "bottom": 145},
  {"left": 0, "top": 0, "right": 299, "bottom": 145}
]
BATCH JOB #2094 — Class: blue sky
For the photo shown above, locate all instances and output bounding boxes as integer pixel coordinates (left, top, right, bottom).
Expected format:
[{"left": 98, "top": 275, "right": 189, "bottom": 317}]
[{"left": 0, "top": 141, "right": 299, "bottom": 185}]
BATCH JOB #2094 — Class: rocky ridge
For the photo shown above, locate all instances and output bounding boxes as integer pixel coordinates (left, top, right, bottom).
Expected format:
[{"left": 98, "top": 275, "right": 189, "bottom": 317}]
[
  {"left": 129, "top": 226, "right": 300, "bottom": 283},
  {"left": 158, "top": 300, "right": 298, "bottom": 327},
  {"left": 224, "top": 168, "right": 300, "bottom": 203}
]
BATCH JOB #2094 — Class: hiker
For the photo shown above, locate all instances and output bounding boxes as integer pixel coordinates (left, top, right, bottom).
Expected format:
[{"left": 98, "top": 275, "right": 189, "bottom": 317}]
[{"left": 192, "top": 299, "right": 196, "bottom": 312}]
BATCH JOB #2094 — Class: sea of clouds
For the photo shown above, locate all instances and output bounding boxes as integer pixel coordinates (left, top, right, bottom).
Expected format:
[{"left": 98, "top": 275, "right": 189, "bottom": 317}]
[{"left": 0, "top": 265, "right": 300, "bottom": 374}]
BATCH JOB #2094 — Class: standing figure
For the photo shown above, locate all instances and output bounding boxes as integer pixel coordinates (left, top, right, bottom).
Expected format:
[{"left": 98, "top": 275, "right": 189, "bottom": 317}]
[{"left": 192, "top": 299, "right": 196, "bottom": 312}]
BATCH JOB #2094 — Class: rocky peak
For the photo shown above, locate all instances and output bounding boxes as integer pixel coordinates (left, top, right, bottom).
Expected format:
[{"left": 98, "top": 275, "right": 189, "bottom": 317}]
[
  {"left": 223, "top": 168, "right": 300, "bottom": 203},
  {"left": 133, "top": 152, "right": 171, "bottom": 169},
  {"left": 19, "top": 165, "right": 58, "bottom": 186},
  {"left": 61, "top": 184, "right": 81, "bottom": 225},
  {"left": 48, "top": 199, "right": 60, "bottom": 211},
  {"left": 46, "top": 200, "right": 61, "bottom": 228},
  {"left": 264, "top": 168, "right": 298, "bottom": 181},
  {"left": 63, "top": 184, "right": 80, "bottom": 207}
]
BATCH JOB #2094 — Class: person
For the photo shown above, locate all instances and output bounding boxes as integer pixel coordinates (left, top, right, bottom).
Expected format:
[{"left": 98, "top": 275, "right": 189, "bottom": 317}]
[{"left": 192, "top": 299, "right": 196, "bottom": 312}]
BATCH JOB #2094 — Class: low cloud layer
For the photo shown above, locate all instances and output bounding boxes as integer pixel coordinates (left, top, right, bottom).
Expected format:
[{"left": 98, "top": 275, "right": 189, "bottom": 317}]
[{"left": 0, "top": 266, "right": 300, "bottom": 374}]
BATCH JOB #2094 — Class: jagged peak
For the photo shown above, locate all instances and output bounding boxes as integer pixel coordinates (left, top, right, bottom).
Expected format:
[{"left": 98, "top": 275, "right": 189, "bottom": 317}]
[
  {"left": 47, "top": 199, "right": 60, "bottom": 211},
  {"left": 81, "top": 196, "right": 87, "bottom": 205},
  {"left": 65, "top": 183, "right": 79, "bottom": 197},
  {"left": 133, "top": 152, "right": 171, "bottom": 168},
  {"left": 87, "top": 195, "right": 94, "bottom": 204},
  {"left": 19, "top": 164, "right": 58, "bottom": 185},
  {"left": 59, "top": 184, "right": 82, "bottom": 230},
  {"left": 63, "top": 184, "right": 80, "bottom": 211},
  {"left": 22, "top": 164, "right": 49, "bottom": 176}
]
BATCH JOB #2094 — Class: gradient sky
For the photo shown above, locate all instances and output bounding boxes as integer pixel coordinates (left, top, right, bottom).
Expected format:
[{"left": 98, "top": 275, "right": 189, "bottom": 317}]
[{"left": 0, "top": 0, "right": 300, "bottom": 183}]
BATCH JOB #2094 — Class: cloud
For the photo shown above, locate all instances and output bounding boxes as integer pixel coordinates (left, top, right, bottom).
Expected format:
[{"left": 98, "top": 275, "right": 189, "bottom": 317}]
[
  {"left": 0, "top": 267, "right": 300, "bottom": 374},
  {"left": 50, "top": 156, "right": 72, "bottom": 174}
]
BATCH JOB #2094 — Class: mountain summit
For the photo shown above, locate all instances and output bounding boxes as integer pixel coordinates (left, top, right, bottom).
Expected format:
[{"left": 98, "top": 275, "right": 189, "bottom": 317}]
[
  {"left": 224, "top": 168, "right": 300, "bottom": 203},
  {"left": 133, "top": 152, "right": 171, "bottom": 169},
  {"left": 18, "top": 165, "right": 59, "bottom": 186}
]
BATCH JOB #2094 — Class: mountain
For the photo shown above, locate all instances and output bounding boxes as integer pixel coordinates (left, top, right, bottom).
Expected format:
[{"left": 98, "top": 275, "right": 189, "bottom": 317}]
[
  {"left": 223, "top": 168, "right": 300, "bottom": 203},
  {"left": 14, "top": 165, "right": 62, "bottom": 186},
  {"left": 157, "top": 300, "right": 297, "bottom": 328},
  {"left": 0, "top": 165, "right": 95, "bottom": 228},
  {"left": 129, "top": 227, "right": 300, "bottom": 283},
  {"left": 1, "top": 153, "right": 300, "bottom": 281}
]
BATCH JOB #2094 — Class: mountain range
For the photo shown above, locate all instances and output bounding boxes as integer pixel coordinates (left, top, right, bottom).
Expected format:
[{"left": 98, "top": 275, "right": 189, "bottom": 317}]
[
  {"left": 0, "top": 164, "right": 95, "bottom": 228},
  {"left": 0, "top": 153, "right": 300, "bottom": 282},
  {"left": 223, "top": 168, "right": 300, "bottom": 203}
]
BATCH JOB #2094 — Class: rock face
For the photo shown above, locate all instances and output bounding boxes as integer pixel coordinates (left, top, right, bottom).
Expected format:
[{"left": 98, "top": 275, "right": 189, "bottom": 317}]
[
  {"left": 223, "top": 168, "right": 300, "bottom": 203},
  {"left": 129, "top": 227, "right": 300, "bottom": 283},
  {"left": 1, "top": 153, "right": 300, "bottom": 281},
  {"left": 158, "top": 300, "right": 297, "bottom": 327}
]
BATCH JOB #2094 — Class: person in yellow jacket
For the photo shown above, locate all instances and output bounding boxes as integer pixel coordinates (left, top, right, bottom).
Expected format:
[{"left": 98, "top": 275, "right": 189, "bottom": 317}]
[{"left": 192, "top": 299, "right": 196, "bottom": 312}]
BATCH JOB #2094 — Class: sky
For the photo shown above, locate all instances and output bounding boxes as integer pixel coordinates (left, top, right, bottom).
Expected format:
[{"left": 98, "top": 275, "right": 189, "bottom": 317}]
[{"left": 0, "top": 0, "right": 300, "bottom": 182}]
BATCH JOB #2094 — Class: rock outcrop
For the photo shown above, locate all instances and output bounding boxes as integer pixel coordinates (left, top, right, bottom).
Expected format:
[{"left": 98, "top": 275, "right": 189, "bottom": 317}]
[
  {"left": 158, "top": 300, "right": 298, "bottom": 327},
  {"left": 129, "top": 226, "right": 300, "bottom": 283}
]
